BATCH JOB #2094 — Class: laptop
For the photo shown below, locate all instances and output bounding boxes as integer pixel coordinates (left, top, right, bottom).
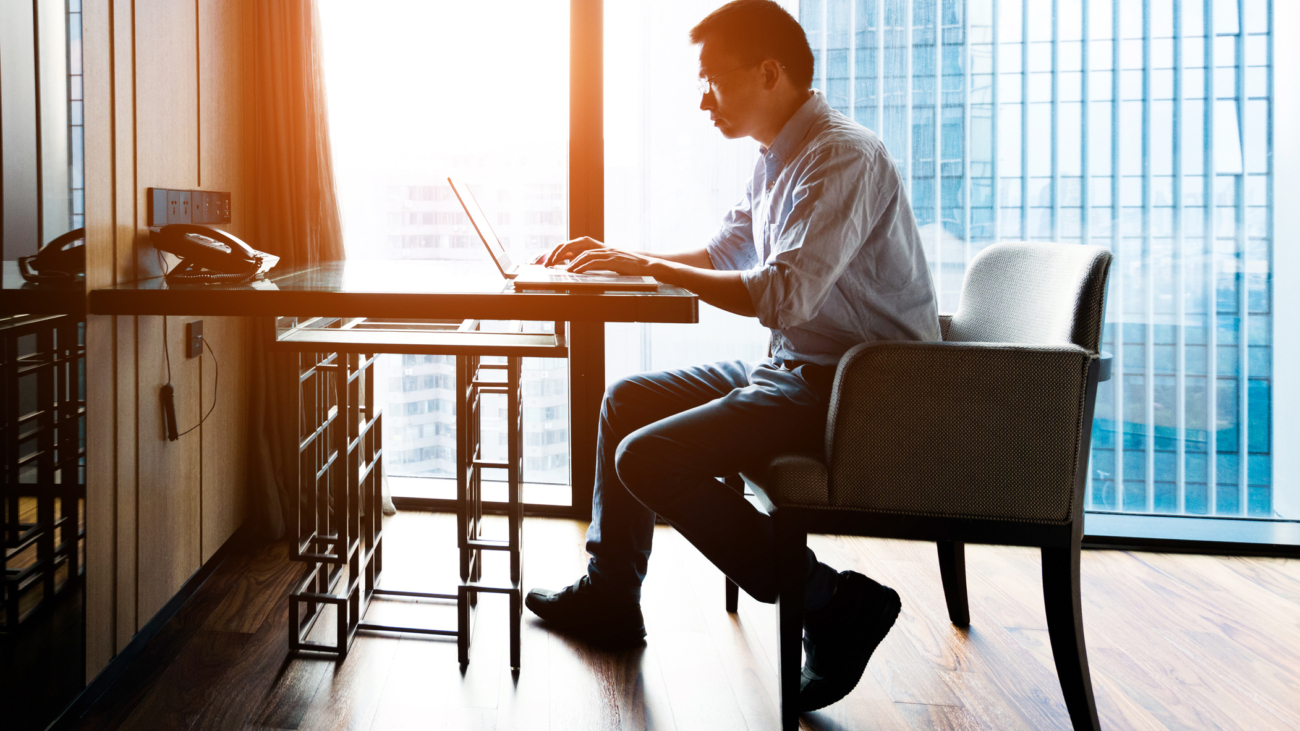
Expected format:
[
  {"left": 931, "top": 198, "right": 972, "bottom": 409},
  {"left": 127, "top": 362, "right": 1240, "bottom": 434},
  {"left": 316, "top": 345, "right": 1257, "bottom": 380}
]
[{"left": 448, "top": 177, "right": 660, "bottom": 292}]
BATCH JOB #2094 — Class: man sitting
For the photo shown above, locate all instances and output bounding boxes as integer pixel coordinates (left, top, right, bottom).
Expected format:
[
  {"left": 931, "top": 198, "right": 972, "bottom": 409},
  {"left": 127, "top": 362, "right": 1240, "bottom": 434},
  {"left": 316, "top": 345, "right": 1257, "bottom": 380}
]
[{"left": 527, "top": 0, "right": 941, "bottom": 712}]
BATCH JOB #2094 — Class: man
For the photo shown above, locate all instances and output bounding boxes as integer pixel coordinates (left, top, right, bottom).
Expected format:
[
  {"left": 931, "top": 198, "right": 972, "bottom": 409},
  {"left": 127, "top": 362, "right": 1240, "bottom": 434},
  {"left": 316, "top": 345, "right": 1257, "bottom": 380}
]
[{"left": 526, "top": 0, "right": 940, "bottom": 712}]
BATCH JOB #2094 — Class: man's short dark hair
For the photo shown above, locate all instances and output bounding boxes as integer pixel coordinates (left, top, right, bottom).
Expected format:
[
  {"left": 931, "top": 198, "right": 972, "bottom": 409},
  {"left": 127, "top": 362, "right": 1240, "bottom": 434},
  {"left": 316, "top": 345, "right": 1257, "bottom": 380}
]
[{"left": 689, "top": 0, "right": 815, "bottom": 90}]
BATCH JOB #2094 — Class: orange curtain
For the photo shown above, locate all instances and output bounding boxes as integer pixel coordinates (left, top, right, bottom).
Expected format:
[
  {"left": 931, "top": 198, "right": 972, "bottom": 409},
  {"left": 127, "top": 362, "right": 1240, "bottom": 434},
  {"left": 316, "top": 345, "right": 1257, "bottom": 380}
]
[
  {"left": 251, "top": 0, "right": 345, "bottom": 267},
  {"left": 247, "top": 0, "right": 345, "bottom": 539}
]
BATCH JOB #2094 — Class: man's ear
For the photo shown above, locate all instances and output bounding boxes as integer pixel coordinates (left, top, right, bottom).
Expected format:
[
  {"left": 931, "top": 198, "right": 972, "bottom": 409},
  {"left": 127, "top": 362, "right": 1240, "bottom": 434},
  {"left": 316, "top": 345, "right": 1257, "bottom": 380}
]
[{"left": 760, "top": 58, "right": 783, "bottom": 90}]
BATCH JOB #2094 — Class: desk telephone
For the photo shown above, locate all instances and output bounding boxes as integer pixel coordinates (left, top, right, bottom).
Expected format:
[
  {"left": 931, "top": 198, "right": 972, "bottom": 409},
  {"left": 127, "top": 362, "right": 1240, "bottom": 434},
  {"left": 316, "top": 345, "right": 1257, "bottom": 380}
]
[
  {"left": 19, "top": 227, "right": 85, "bottom": 283},
  {"left": 150, "top": 224, "right": 279, "bottom": 284}
]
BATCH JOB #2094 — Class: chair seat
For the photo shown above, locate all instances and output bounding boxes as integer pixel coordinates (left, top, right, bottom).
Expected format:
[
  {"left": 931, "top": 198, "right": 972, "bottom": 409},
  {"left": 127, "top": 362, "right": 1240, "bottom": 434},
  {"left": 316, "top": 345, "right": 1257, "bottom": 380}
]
[{"left": 740, "top": 452, "right": 828, "bottom": 507}]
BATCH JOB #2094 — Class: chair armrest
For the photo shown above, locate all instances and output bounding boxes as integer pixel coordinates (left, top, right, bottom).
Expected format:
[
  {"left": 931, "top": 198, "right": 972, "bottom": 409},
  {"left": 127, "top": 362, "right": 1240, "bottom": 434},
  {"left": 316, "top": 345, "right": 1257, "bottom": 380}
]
[
  {"left": 824, "top": 341, "right": 1093, "bottom": 523},
  {"left": 741, "top": 452, "right": 829, "bottom": 508},
  {"left": 938, "top": 314, "right": 954, "bottom": 340}
]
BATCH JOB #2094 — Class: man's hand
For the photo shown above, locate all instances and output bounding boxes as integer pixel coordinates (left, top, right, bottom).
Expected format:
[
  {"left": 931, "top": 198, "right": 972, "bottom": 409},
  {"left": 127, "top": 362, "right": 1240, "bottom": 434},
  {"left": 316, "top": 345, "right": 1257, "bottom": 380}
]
[
  {"left": 567, "top": 248, "right": 663, "bottom": 277},
  {"left": 533, "top": 236, "right": 608, "bottom": 267}
]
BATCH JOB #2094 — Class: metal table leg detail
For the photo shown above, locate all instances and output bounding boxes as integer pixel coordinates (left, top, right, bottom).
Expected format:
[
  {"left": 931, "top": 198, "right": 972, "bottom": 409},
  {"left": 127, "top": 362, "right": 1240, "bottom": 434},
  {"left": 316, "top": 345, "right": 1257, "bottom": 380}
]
[{"left": 286, "top": 341, "right": 525, "bottom": 669}]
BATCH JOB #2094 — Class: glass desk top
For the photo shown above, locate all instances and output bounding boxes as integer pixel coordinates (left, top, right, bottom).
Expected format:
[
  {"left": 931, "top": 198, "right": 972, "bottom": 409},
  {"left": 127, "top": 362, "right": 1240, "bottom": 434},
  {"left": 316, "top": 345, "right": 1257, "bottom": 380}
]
[
  {"left": 0, "top": 260, "right": 85, "bottom": 315},
  {"left": 89, "top": 260, "right": 697, "bottom": 323}
]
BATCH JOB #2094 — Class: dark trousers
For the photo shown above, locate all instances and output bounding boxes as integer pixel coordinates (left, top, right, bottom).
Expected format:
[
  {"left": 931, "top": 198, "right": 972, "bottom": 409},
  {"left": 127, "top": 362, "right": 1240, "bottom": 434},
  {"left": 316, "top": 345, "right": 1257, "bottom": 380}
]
[{"left": 585, "top": 359, "right": 840, "bottom": 610}]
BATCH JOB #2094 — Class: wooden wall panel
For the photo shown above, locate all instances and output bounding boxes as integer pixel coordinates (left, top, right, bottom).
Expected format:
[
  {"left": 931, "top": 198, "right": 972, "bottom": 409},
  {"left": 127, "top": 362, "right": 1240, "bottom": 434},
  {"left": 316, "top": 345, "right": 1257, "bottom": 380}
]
[
  {"left": 135, "top": 315, "right": 203, "bottom": 623},
  {"left": 114, "top": 315, "right": 136, "bottom": 651},
  {"left": 112, "top": 0, "right": 138, "bottom": 653},
  {"left": 84, "top": 0, "right": 256, "bottom": 681},
  {"left": 131, "top": 0, "right": 204, "bottom": 628},
  {"left": 82, "top": 0, "right": 116, "bottom": 683},
  {"left": 198, "top": 0, "right": 252, "bottom": 562}
]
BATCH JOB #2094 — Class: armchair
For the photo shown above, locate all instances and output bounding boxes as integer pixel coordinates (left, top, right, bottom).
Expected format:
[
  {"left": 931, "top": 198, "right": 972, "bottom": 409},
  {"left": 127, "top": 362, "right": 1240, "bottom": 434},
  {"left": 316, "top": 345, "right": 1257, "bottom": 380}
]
[{"left": 729, "top": 242, "right": 1112, "bottom": 730}]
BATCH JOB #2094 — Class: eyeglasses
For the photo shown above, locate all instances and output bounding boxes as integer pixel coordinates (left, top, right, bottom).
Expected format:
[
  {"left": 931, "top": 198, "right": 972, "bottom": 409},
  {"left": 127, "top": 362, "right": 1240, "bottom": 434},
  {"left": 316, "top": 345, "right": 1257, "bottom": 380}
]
[{"left": 697, "top": 63, "right": 758, "bottom": 96}]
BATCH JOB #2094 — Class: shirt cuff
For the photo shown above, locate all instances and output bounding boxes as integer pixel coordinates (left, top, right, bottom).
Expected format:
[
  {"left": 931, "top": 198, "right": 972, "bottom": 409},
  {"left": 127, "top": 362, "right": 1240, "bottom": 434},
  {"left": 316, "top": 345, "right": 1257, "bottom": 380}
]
[
  {"left": 705, "top": 234, "right": 751, "bottom": 272},
  {"left": 740, "top": 267, "right": 777, "bottom": 329}
]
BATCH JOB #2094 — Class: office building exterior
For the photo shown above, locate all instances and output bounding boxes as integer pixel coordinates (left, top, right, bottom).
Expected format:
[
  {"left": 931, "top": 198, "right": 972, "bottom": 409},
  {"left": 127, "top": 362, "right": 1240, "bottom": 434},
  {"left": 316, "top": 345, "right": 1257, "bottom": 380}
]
[{"left": 802, "top": 0, "right": 1279, "bottom": 518}]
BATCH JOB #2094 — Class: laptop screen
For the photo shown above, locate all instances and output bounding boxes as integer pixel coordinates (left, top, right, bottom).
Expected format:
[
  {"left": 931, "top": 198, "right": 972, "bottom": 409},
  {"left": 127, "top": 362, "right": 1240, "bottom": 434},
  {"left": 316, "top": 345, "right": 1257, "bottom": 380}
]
[{"left": 447, "top": 177, "right": 514, "bottom": 277}]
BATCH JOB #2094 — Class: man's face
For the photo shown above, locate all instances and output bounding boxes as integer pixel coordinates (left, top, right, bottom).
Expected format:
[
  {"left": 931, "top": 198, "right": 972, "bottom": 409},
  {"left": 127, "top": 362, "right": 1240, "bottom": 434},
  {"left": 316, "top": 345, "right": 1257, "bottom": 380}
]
[{"left": 697, "top": 40, "right": 765, "bottom": 140}]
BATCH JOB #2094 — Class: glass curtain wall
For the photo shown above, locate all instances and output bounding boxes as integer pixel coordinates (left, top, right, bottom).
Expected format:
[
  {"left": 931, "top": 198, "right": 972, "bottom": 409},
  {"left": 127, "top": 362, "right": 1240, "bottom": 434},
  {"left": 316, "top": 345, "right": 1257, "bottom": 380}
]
[
  {"left": 803, "top": 0, "right": 1279, "bottom": 521},
  {"left": 318, "top": 0, "right": 572, "bottom": 501},
  {"left": 607, "top": 0, "right": 1285, "bottom": 524}
]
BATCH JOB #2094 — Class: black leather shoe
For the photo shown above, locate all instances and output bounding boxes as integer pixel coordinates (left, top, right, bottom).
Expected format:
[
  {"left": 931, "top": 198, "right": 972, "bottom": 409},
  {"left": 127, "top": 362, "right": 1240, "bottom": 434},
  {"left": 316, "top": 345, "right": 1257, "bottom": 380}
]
[
  {"left": 525, "top": 575, "right": 647, "bottom": 647},
  {"left": 800, "top": 571, "right": 901, "bottom": 712}
]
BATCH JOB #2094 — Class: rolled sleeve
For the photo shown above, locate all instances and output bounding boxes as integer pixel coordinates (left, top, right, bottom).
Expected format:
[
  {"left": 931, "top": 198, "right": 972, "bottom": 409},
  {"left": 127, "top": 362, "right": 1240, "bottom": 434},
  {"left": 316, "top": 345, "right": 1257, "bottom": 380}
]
[
  {"left": 743, "top": 145, "right": 899, "bottom": 331},
  {"left": 705, "top": 187, "right": 759, "bottom": 272}
]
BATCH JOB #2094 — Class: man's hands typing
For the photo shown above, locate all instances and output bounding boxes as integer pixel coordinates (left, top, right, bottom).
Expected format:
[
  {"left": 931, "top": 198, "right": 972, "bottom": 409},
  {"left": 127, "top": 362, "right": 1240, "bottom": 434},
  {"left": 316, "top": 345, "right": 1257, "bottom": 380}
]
[
  {"left": 533, "top": 236, "right": 609, "bottom": 267},
  {"left": 533, "top": 237, "right": 663, "bottom": 277}
]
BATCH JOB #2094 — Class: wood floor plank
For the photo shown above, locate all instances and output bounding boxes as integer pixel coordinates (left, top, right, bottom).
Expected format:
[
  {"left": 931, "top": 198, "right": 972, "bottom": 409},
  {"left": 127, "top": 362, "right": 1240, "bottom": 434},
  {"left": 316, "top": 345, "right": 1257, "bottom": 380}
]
[
  {"left": 1157, "top": 627, "right": 1300, "bottom": 730},
  {"left": 493, "top": 615, "right": 555, "bottom": 731},
  {"left": 894, "top": 702, "right": 986, "bottom": 731},
  {"left": 117, "top": 630, "right": 252, "bottom": 731},
  {"left": 1222, "top": 555, "right": 1300, "bottom": 605},
  {"left": 544, "top": 632, "right": 661, "bottom": 731},
  {"left": 1003, "top": 627, "right": 1167, "bottom": 731},
  {"left": 669, "top": 528, "right": 785, "bottom": 731},
  {"left": 74, "top": 544, "right": 261, "bottom": 731},
  {"left": 190, "top": 594, "right": 301, "bottom": 730},
  {"left": 1140, "top": 552, "right": 1300, "bottom": 637},
  {"left": 71, "top": 517, "right": 1300, "bottom": 731},
  {"left": 267, "top": 632, "right": 399, "bottom": 731},
  {"left": 642, "top": 528, "right": 749, "bottom": 731},
  {"left": 364, "top": 631, "right": 497, "bottom": 731},
  {"left": 857, "top": 550, "right": 1073, "bottom": 731},
  {"left": 203, "top": 541, "right": 305, "bottom": 635},
  {"left": 1080, "top": 553, "right": 1300, "bottom": 729},
  {"left": 251, "top": 649, "right": 333, "bottom": 728}
]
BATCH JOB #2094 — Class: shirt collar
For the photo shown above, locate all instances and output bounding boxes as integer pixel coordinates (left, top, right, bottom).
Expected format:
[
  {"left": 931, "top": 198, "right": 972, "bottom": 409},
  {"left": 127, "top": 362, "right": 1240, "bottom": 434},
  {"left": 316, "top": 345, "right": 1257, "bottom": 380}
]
[{"left": 760, "top": 90, "right": 827, "bottom": 179}]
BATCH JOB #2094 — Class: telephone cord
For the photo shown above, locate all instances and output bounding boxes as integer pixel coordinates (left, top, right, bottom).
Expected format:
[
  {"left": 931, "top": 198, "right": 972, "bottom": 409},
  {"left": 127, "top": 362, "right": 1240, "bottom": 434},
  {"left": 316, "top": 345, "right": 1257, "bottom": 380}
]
[
  {"left": 174, "top": 337, "right": 219, "bottom": 438},
  {"left": 157, "top": 259, "right": 220, "bottom": 439}
]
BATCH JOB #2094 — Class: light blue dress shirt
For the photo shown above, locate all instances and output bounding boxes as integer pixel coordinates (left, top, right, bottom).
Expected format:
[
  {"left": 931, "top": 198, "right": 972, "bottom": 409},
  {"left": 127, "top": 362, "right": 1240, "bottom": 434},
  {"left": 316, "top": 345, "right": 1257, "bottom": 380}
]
[{"left": 706, "top": 91, "right": 941, "bottom": 367}]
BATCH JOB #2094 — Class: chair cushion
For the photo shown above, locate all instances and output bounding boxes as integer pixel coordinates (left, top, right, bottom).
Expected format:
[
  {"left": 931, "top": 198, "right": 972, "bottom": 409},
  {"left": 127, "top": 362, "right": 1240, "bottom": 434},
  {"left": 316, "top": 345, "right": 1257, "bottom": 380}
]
[
  {"left": 946, "top": 242, "right": 1110, "bottom": 353},
  {"left": 741, "top": 452, "right": 829, "bottom": 507}
]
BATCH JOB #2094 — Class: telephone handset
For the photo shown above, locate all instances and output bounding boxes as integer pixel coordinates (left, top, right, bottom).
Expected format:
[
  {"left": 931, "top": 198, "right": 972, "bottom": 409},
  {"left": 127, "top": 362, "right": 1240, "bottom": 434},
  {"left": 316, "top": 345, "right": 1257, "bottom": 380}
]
[
  {"left": 151, "top": 224, "right": 279, "bottom": 284},
  {"left": 18, "top": 227, "right": 86, "bottom": 283}
]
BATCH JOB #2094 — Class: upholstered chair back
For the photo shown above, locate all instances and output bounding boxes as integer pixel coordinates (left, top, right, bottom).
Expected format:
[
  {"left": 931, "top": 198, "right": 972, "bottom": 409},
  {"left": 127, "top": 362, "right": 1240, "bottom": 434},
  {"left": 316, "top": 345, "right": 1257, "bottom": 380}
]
[
  {"left": 944, "top": 242, "right": 1111, "bottom": 353},
  {"left": 821, "top": 241, "right": 1112, "bottom": 521}
]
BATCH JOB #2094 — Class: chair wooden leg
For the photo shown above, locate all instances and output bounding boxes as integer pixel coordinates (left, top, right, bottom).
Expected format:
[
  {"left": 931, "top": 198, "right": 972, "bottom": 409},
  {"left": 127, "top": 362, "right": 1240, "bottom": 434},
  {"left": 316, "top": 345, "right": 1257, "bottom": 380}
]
[
  {"left": 723, "top": 474, "right": 743, "bottom": 614},
  {"left": 937, "top": 540, "right": 970, "bottom": 627},
  {"left": 1041, "top": 545, "right": 1101, "bottom": 731},
  {"left": 509, "top": 590, "right": 521, "bottom": 670},
  {"left": 774, "top": 512, "right": 805, "bottom": 731}
]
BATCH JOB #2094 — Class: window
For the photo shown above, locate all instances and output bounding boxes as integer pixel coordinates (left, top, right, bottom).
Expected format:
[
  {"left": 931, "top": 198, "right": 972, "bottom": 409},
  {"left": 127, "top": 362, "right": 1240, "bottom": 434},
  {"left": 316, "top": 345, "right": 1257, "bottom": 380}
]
[
  {"left": 806, "top": 0, "right": 1283, "bottom": 522},
  {"left": 320, "top": 1, "right": 573, "bottom": 497},
  {"left": 605, "top": 1, "right": 774, "bottom": 382},
  {"left": 608, "top": 0, "right": 1291, "bottom": 527}
]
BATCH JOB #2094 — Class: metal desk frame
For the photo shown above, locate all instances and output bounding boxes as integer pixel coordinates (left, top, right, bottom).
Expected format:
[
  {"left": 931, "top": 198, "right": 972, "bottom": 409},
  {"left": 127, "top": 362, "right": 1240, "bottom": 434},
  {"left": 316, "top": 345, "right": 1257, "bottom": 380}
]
[{"left": 278, "top": 317, "right": 566, "bottom": 668}]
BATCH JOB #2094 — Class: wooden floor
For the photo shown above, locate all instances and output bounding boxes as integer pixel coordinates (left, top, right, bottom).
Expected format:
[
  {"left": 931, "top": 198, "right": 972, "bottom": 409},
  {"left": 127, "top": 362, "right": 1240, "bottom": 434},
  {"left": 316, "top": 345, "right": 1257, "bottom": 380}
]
[{"left": 69, "top": 511, "right": 1300, "bottom": 731}]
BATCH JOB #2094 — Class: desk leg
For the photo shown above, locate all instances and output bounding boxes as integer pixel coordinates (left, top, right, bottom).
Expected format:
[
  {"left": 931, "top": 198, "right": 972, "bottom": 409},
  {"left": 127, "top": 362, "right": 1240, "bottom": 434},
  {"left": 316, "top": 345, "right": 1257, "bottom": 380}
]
[{"left": 567, "top": 322, "right": 604, "bottom": 521}]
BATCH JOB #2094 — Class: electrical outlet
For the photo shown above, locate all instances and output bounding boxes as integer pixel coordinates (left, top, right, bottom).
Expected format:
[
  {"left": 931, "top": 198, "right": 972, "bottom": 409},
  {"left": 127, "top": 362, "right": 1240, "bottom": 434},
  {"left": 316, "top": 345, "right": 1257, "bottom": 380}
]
[
  {"left": 170, "top": 190, "right": 191, "bottom": 224},
  {"left": 186, "top": 320, "right": 203, "bottom": 358}
]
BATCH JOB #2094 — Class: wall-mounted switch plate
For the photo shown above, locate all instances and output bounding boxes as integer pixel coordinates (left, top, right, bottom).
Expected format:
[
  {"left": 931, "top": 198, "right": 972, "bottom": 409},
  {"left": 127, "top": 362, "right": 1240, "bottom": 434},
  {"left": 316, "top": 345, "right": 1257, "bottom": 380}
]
[
  {"left": 186, "top": 320, "right": 203, "bottom": 358},
  {"left": 148, "top": 188, "right": 231, "bottom": 226}
]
